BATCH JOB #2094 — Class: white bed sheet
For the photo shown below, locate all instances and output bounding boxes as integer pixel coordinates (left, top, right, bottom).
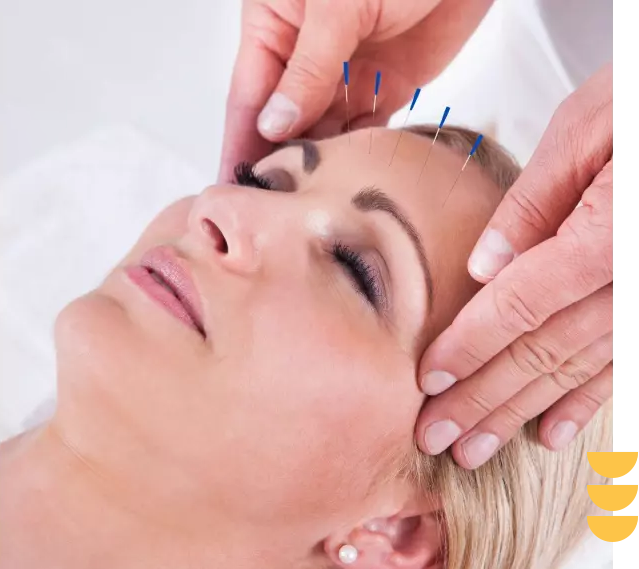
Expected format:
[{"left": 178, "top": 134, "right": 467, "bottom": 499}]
[{"left": 0, "top": 125, "right": 207, "bottom": 435}]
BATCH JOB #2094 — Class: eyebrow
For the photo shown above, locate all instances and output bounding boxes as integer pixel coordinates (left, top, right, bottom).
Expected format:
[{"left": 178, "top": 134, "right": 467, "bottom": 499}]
[
  {"left": 353, "top": 188, "right": 434, "bottom": 307},
  {"left": 276, "top": 139, "right": 321, "bottom": 173},
  {"left": 277, "top": 139, "right": 434, "bottom": 305}
]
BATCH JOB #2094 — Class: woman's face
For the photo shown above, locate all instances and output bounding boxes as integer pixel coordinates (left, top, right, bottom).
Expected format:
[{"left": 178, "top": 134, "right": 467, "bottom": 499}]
[{"left": 54, "top": 127, "right": 502, "bottom": 541}]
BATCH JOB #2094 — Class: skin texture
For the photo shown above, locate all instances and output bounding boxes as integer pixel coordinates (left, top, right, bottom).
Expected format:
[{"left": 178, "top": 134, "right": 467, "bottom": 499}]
[
  {"left": 417, "top": 63, "right": 612, "bottom": 469},
  {"left": 0, "top": 127, "right": 502, "bottom": 569}
]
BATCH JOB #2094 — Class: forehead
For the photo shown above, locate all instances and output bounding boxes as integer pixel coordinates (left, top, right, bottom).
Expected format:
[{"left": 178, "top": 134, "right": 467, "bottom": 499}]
[
  {"left": 316, "top": 127, "right": 503, "bottom": 334},
  {"left": 313, "top": 128, "right": 502, "bottom": 244}
]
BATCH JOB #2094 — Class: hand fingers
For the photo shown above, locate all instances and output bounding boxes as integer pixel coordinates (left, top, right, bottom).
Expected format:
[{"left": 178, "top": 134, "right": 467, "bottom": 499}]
[
  {"left": 218, "top": 8, "right": 293, "bottom": 182},
  {"left": 256, "top": 3, "right": 361, "bottom": 142},
  {"left": 539, "top": 361, "right": 613, "bottom": 451},
  {"left": 449, "top": 333, "right": 612, "bottom": 468},
  {"left": 422, "top": 284, "right": 612, "bottom": 397},
  {"left": 467, "top": 63, "right": 612, "bottom": 281},
  {"left": 420, "top": 160, "right": 612, "bottom": 386},
  {"left": 416, "top": 286, "right": 611, "bottom": 455}
]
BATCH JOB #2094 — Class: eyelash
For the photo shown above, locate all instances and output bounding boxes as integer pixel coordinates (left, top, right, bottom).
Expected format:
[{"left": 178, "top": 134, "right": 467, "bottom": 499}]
[
  {"left": 331, "top": 242, "right": 382, "bottom": 308},
  {"left": 233, "top": 161, "right": 382, "bottom": 309},
  {"left": 234, "top": 161, "right": 274, "bottom": 190}
]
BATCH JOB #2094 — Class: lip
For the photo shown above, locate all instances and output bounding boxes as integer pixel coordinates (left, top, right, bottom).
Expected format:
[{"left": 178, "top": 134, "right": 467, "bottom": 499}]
[{"left": 125, "top": 245, "right": 206, "bottom": 338}]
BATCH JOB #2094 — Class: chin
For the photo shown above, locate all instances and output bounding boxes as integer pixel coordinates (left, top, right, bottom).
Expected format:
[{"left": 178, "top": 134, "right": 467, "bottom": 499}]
[{"left": 54, "top": 290, "right": 137, "bottom": 392}]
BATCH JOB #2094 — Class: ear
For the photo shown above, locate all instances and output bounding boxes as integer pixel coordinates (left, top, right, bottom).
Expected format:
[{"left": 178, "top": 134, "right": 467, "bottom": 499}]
[{"left": 324, "top": 495, "right": 445, "bottom": 569}]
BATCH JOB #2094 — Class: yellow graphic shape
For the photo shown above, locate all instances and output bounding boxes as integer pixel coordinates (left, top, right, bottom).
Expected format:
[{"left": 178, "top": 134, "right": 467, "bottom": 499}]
[
  {"left": 588, "top": 452, "right": 639, "bottom": 543},
  {"left": 588, "top": 452, "right": 638, "bottom": 478},
  {"left": 588, "top": 516, "right": 639, "bottom": 543},
  {"left": 588, "top": 485, "right": 638, "bottom": 511}
]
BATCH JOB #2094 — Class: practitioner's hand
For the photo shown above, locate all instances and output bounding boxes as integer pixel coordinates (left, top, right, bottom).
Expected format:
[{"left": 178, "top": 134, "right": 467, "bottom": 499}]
[
  {"left": 416, "top": 63, "right": 613, "bottom": 469},
  {"left": 218, "top": 0, "right": 494, "bottom": 181}
]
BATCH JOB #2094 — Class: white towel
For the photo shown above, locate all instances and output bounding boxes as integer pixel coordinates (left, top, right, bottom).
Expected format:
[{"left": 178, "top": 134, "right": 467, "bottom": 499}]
[{"left": 0, "top": 125, "right": 207, "bottom": 434}]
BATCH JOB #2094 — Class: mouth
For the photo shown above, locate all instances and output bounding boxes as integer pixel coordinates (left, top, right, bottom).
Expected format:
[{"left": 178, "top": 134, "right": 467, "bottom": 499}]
[{"left": 126, "top": 246, "right": 206, "bottom": 339}]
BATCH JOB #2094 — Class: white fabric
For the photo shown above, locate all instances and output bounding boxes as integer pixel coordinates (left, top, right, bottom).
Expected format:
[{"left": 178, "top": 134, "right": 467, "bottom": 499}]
[
  {"left": 536, "top": 0, "right": 613, "bottom": 89},
  {"left": 0, "top": 125, "right": 207, "bottom": 438},
  {"left": 562, "top": 532, "right": 612, "bottom": 569}
]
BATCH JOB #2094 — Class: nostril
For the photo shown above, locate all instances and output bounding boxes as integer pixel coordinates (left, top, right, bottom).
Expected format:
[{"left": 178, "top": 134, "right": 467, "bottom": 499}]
[{"left": 201, "top": 218, "right": 228, "bottom": 254}]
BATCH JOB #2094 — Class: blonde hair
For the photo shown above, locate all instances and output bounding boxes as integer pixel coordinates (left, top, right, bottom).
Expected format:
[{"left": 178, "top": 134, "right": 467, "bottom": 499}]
[
  {"left": 406, "top": 409, "right": 611, "bottom": 569},
  {"left": 403, "top": 123, "right": 611, "bottom": 569},
  {"left": 405, "top": 124, "right": 522, "bottom": 193}
]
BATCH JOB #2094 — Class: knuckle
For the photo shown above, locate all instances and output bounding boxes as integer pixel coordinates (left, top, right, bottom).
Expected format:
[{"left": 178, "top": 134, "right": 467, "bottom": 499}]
[
  {"left": 465, "top": 390, "right": 495, "bottom": 418},
  {"left": 493, "top": 282, "right": 545, "bottom": 335},
  {"left": 244, "top": 5, "right": 295, "bottom": 59},
  {"left": 507, "top": 335, "right": 564, "bottom": 377},
  {"left": 245, "top": 22, "right": 278, "bottom": 54},
  {"left": 550, "top": 358, "right": 598, "bottom": 391},
  {"left": 499, "top": 400, "right": 532, "bottom": 431},
  {"left": 561, "top": 215, "right": 613, "bottom": 287},
  {"left": 577, "top": 248, "right": 610, "bottom": 293},
  {"left": 453, "top": 341, "right": 486, "bottom": 371},
  {"left": 355, "top": 0, "right": 381, "bottom": 36},
  {"left": 506, "top": 187, "right": 553, "bottom": 234},
  {"left": 286, "top": 49, "right": 327, "bottom": 87},
  {"left": 572, "top": 386, "right": 608, "bottom": 414}
]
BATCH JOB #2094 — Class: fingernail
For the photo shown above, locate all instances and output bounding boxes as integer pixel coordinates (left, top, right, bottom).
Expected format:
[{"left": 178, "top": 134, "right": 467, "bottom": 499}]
[
  {"left": 423, "top": 420, "right": 461, "bottom": 455},
  {"left": 461, "top": 433, "right": 501, "bottom": 468},
  {"left": 469, "top": 229, "right": 515, "bottom": 279},
  {"left": 258, "top": 93, "right": 300, "bottom": 136},
  {"left": 421, "top": 370, "right": 457, "bottom": 395},
  {"left": 548, "top": 420, "right": 578, "bottom": 450}
]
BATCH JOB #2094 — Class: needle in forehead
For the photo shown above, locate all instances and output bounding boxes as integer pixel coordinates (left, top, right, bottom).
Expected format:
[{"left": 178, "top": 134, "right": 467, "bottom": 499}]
[
  {"left": 343, "top": 61, "right": 350, "bottom": 145},
  {"left": 416, "top": 106, "right": 451, "bottom": 185},
  {"left": 442, "top": 134, "right": 484, "bottom": 207},
  {"left": 389, "top": 88, "right": 421, "bottom": 166},
  {"left": 369, "top": 71, "right": 382, "bottom": 154}
]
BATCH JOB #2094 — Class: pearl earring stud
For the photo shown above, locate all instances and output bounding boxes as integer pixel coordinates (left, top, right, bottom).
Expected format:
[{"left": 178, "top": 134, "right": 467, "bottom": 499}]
[{"left": 338, "top": 544, "right": 358, "bottom": 564}]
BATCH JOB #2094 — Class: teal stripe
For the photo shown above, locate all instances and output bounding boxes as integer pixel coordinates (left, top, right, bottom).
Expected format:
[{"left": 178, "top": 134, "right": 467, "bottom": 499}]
[{"left": 612, "top": 383, "right": 625, "bottom": 451}]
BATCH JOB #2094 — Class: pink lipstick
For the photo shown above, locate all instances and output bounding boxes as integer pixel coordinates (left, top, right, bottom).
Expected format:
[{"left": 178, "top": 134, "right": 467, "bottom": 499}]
[{"left": 125, "top": 246, "right": 206, "bottom": 338}]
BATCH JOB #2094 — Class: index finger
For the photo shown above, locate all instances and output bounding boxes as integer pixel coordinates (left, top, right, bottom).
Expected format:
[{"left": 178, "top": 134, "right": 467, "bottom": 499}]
[{"left": 217, "top": 33, "right": 287, "bottom": 182}]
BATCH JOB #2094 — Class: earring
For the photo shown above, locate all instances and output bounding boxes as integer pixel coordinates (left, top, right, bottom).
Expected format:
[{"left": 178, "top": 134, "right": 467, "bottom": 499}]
[{"left": 338, "top": 544, "right": 359, "bottom": 565}]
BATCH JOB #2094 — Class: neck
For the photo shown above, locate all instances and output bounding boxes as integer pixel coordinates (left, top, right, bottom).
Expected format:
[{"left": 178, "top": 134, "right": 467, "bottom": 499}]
[{"left": 0, "top": 422, "right": 290, "bottom": 569}]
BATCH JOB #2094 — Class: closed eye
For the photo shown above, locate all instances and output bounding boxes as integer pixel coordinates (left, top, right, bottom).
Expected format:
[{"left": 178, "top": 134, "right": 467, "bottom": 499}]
[
  {"left": 331, "top": 242, "right": 383, "bottom": 310},
  {"left": 233, "top": 161, "right": 275, "bottom": 190}
]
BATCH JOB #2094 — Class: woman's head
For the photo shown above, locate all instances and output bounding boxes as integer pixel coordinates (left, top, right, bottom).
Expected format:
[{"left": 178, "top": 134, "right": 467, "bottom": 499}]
[{"left": 51, "top": 125, "right": 608, "bottom": 568}]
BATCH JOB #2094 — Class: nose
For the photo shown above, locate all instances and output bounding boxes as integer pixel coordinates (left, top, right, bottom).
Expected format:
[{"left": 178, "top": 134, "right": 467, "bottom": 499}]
[{"left": 187, "top": 185, "right": 271, "bottom": 275}]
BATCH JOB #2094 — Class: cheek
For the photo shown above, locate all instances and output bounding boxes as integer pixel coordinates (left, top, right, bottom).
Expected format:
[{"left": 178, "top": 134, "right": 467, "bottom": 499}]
[{"left": 214, "top": 288, "right": 421, "bottom": 522}]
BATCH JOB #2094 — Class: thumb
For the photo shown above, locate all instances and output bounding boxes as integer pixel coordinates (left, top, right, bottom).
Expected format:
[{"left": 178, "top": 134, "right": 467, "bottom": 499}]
[
  {"left": 467, "top": 63, "right": 612, "bottom": 283},
  {"left": 257, "top": 5, "right": 360, "bottom": 141}
]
